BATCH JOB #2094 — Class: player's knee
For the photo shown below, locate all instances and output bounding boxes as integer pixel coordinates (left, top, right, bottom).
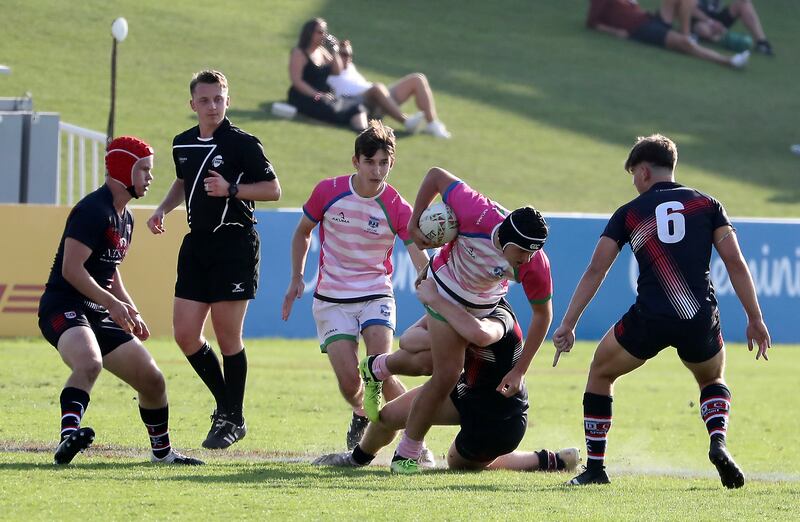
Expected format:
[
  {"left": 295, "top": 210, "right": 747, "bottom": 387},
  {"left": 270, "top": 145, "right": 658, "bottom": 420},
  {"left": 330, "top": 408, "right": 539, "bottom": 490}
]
[
  {"left": 587, "top": 359, "right": 616, "bottom": 386},
  {"left": 173, "top": 329, "right": 201, "bottom": 353},
  {"left": 216, "top": 336, "right": 243, "bottom": 356},
  {"left": 398, "top": 329, "right": 429, "bottom": 353},
  {"left": 143, "top": 366, "right": 167, "bottom": 398},
  {"left": 337, "top": 372, "right": 361, "bottom": 400},
  {"left": 76, "top": 357, "right": 103, "bottom": 383},
  {"left": 429, "top": 368, "right": 460, "bottom": 394},
  {"left": 412, "top": 73, "right": 428, "bottom": 86}
]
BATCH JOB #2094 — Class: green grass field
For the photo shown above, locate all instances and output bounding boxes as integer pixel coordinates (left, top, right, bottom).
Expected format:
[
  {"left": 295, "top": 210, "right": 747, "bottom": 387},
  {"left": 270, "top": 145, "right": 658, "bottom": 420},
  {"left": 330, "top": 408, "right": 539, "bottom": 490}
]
[
  {"left": 1, "top": 338, "right": 797, "bottom": 520},
  {"left": 2, "top": 1, "right": 799, "bottom": 519},
  {"left": 2, "top": 0, "right": 798, "bottom": 216}
]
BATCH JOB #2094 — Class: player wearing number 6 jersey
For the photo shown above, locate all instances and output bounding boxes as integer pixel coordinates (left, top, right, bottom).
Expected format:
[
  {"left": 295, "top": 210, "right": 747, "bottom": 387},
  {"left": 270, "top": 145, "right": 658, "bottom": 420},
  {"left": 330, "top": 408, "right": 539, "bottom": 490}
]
[{"left": 552, "top": 134, "right": 771, "bottom": 488}]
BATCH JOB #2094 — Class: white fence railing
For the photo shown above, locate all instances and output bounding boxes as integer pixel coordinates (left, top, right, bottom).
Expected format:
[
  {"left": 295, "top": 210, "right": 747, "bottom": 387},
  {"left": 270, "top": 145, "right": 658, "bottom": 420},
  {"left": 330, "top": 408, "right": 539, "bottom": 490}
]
[{"left": 58, "top": 122, "right": 106, "bottom": 205}]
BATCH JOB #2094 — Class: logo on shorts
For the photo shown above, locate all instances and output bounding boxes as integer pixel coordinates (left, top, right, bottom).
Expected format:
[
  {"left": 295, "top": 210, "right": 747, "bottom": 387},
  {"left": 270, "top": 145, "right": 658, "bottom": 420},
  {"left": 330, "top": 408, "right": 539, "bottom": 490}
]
[
  {"left": 380, "top": 304, "right": 391, "bottom": 317},
  {"left": 178, "top": 156, "right": 188, "bottom": 164},
  {"left": 231, "top": 282, "right": 244, "bottom": 293},
  {"left": 64, "top": 311, "right": 77, "bottom": 319},
  {"left": 463, "top": 246, "right": 476, "bottom": 259},
  {"left": 492, "top": 266, "right": 505, "bottom": 278},
  {"left": 331, "top": 212, "right": 350, "bottom": 224},
  {"left": 211, "top": 155, "right": 224, "bottom": 168},
  {"left": 324, "top": 328, "right": 338, "bottom": 337}
]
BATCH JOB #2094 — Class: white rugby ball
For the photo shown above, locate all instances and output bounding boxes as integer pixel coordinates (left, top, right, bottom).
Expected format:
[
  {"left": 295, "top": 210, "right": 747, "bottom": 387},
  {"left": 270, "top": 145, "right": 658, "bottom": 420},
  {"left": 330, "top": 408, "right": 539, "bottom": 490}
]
[{"left": 418, "top": 202, "right": 458, "bottom": 247}]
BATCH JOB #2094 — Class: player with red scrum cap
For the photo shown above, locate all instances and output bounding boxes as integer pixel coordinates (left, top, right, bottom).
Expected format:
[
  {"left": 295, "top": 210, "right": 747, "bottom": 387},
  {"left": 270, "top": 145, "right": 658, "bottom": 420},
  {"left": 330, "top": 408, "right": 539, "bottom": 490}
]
[{"left": 38, "top": 136, "right": 202, "bottom": 466}]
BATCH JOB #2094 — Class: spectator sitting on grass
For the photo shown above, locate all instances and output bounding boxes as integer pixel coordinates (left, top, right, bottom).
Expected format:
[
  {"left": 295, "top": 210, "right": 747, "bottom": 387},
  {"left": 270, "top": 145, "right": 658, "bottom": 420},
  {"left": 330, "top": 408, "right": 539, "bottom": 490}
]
[
  {"left": 287, "top": 18, "right": 368, "bottom": 132},
  {"left": 327, "top": 40, "right": 451, "bottom": 139},
  {"left": 586, "top": 0, "right": 751, "bottom": 69},
  {"left": 691, "top": 0, "right": 773, "bottom": 56}
]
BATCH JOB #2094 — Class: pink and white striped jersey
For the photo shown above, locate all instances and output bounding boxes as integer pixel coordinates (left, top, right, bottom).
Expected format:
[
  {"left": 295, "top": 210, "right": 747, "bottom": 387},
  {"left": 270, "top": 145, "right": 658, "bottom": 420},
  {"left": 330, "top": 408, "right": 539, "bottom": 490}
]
[
  {"left": 431, "top": 180, "right": 552, "bottom": 307},
  {"left": 303, "top": 175, "right": 413, "bottom": 301}
]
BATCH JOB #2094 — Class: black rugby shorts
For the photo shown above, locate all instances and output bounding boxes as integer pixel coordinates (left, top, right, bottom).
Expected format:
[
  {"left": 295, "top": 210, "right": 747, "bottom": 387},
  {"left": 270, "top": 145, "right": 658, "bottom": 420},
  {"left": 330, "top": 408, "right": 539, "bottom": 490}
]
[
  {"left": 175, "top": 227, "right": 260, "bottom": 303},
  {"left": 614, "top": 304, "right": 724, "bottom": 363},
  {"left": 38, "top": 295, "right": 134, "bottom": 356},
  {"left": 450, "top": 390, "right": 528, "bottom": 463}
]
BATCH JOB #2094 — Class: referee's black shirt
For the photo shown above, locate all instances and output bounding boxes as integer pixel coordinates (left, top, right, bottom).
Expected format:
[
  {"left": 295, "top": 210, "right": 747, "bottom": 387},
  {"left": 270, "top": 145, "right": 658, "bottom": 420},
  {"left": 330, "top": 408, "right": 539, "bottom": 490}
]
[{"left": 172, "top": 118, "right": 276, "bottom": 233}]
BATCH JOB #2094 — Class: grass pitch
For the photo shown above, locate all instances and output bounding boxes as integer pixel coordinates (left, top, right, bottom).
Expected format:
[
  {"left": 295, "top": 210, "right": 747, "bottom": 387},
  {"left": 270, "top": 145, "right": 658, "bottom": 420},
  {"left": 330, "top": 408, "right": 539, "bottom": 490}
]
[
  {"left": 2, "top": 0, "right": 799, "bottom": 216},
  {"left": 1, "top": 338, "right": 797, "bottom": 520}
]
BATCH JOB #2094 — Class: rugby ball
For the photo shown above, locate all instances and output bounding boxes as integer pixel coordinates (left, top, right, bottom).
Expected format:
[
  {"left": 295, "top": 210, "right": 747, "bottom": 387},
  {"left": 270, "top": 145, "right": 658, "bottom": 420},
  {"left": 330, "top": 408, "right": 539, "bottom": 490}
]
[{"left": 418, "top": 202, "right": 458, "bottom": 247}]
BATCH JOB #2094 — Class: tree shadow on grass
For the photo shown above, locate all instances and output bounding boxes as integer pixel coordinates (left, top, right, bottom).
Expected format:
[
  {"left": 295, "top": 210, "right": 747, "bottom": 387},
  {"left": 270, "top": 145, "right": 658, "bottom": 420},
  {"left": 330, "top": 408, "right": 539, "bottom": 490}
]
[
  {"left": 230, "top": 102, "right": 418, "bottom": 140},
  {"left": 0, "top": 461, "right": 152, "bottom": 472},
  {"left": 313, "top": 0, "right": 799, "bottom": 203},
  {"left": 163, "top": 462, "right": 566, "bottom": 492}
]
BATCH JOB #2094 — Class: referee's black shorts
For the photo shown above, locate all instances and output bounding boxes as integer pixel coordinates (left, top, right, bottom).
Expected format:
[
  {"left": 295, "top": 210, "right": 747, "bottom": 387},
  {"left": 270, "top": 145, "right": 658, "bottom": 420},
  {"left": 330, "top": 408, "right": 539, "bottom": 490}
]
[
  {"left": 614, "top": 304, "right": 724, "bottom": 363},
  {"left": 175, "top": 227, "right": 260, "bottom": 303}
]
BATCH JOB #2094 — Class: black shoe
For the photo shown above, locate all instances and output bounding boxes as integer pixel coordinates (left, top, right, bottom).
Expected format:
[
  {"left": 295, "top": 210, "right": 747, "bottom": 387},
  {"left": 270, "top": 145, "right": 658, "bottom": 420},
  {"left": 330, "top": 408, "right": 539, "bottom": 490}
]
[
  {"left": 152, "top": 449, "right": 205, "bottom": 465},
  {"left": 54, "top": 427, "right": 95, "bottom": 465},
  {"left": 709, "top": 442, "right": 745, "bottom": 489},
  {"left": 566, "top": 465, "right": 611, "bottom": 485},
  {"left": 203, "top": 414, "right": 247, "bottom": 450},
  {"left": 201, "top": 410, "right": 225, "bottom": 448},
  {"left": 346, "top": 413, "right": 369, "bottom": 451},
  {"left": 754, "top": 40, "right": 774, "bottom": 56}
]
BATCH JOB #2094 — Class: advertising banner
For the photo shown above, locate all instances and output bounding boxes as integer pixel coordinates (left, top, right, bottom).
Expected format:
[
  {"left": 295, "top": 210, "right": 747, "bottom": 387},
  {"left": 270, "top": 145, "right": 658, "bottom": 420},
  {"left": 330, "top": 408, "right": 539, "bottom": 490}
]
[{"left": 247, "top": 211, "right": 800, "bottom": 344}]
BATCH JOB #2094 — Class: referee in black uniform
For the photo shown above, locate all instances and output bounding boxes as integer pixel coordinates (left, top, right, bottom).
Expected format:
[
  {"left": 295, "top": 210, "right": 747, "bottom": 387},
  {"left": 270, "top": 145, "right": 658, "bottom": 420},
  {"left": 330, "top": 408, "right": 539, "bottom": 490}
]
[{"left": 148, "top": 70, "right": 281, "bottom": 449}]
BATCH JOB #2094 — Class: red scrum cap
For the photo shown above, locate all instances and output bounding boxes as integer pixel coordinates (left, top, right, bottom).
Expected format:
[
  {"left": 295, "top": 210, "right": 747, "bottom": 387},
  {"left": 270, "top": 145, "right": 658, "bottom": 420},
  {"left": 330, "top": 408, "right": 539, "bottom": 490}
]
[{"left": 105, "top": 136, "right": 154, "bottom": 188}]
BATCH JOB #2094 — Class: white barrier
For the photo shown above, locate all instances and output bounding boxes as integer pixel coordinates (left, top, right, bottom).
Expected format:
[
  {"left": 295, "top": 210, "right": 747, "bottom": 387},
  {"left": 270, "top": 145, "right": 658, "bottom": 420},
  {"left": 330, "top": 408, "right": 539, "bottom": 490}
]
[{"left": 58, "top": 122, "right": 106, "bottom": 205}]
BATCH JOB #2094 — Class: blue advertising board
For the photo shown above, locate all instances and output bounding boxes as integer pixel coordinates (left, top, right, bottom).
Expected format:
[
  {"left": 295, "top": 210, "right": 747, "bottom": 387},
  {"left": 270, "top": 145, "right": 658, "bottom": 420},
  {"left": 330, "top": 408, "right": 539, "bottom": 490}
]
[{"left": 245, "top": 210, "right": 800, "bottom": 344}]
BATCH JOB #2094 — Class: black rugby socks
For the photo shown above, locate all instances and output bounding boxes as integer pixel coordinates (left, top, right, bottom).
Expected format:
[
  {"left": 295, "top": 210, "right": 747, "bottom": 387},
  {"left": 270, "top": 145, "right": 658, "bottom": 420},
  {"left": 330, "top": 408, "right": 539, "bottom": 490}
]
[
  {"left": 583, "top": 392, "right": 613, "bottom": 470},
  {"left": 140, "top": 406, "right": 171, "bottom": 459},
  {"left": 223, "top": 348, "right": 248, "bottom": 425},
  {"left": 700, "top": 383, "right": 731, "bottom": 443},
  {"left": 59, "top": 387, "right": 90, "bottom": 441},
  {"left": 186, "top": 342, "right": 228, "bottom": 412}
]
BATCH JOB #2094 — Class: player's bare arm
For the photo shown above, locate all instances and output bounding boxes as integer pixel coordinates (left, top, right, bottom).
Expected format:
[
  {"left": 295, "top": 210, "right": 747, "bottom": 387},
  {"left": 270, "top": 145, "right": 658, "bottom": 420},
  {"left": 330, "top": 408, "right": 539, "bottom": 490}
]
[
  {"left": 204, "top": 170, "right": 282, "bottom": 201},
  {"left": 409, "top": 167, "right": 460, "bottom": 250},
  {"left": 498, "top": 300, "right": 552, "bottom": 397},
  {"left": 109, "top": 268, "right": 150, "bottom": 341},
  {"left": 282, "top": 215, "right": 317, "bottom": 320},
  {"left": 147, "top": 179, "right": 185, "bottom": 234},
  {"left": 415, "top": 279, "right": 505, "bottom": 347},
  {"left": 62, "top": 238, "right": 135, "bottom": 333},
  {"left": 553, "top": 236, "right": 620, "bottom": 366},
  {"left": 713, "top": 225, "right": 771, "bottom": 360},
  {"left": 405, "top": 243, "right": 430, "bottom": 274}
]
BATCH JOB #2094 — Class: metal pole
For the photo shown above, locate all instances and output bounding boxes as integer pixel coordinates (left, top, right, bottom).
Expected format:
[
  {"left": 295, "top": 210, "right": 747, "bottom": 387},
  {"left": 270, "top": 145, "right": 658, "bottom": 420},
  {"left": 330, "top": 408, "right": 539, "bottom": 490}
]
[{"left": 106, "top": 38, "right": 117, "bottom": 145}]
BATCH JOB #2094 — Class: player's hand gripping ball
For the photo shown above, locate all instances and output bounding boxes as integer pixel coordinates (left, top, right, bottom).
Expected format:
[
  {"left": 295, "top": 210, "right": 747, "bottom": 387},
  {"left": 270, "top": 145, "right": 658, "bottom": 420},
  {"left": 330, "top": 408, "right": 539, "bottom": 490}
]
[{"left": 418, "top": 202, "right": 458, "bottom": 248}]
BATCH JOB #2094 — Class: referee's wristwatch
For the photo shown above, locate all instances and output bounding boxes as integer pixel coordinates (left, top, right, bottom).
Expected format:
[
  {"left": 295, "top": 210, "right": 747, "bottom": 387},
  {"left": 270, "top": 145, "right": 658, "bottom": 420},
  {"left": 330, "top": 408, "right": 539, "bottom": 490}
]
[{"left": 228, "top": 182, "right": 239, "bottom": 199}]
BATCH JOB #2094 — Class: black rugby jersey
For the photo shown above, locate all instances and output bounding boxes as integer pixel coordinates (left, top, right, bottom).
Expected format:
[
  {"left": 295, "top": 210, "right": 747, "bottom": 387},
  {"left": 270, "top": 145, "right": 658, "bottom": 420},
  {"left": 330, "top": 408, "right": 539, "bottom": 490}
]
[
  {"left": 455, "top": 299, "right": 527, "bottom": 417},
  {"left": 603, "top": 181, "right": 731, "bottom": 319},
  {"left": 172, "top": 118, "right": 276, "bottom": 233},
  {"left": 44, "top": 184, "right": 133, "bottom": 304}
]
